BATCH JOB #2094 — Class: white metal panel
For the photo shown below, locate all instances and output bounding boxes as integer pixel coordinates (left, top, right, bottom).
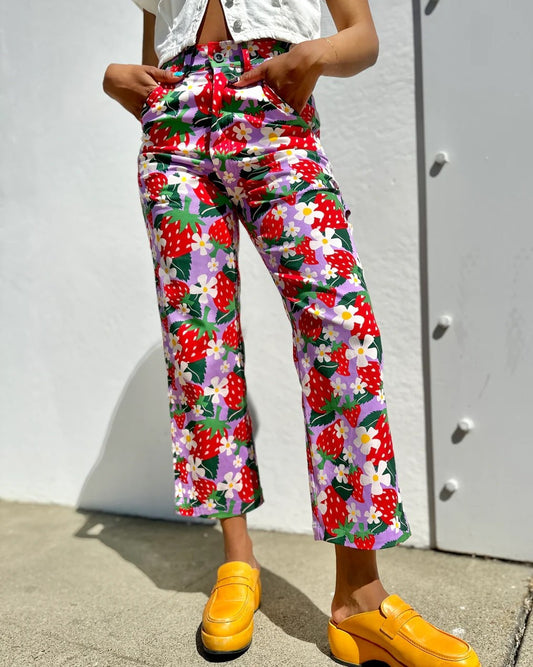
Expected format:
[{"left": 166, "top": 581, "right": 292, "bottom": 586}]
[{"left": 420, "top": 0, "right": 533, "bottom": 561}]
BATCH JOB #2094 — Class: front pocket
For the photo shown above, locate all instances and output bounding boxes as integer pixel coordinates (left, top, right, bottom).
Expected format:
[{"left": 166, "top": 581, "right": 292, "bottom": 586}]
[
  {"left": 140, "top": 84, "right": 163, "bottom": 117},
  {"left": 260, "top": 81, "right": 318, "bottom": 132}
]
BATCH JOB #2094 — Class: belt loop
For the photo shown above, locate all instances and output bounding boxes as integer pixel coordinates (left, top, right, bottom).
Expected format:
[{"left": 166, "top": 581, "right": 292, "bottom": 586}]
[{"left": 241, "top": 44, "right": 252, "bottom": 72}]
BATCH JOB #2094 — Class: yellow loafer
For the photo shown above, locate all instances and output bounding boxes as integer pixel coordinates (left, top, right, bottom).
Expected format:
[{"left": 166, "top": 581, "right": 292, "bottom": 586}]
[
  {"left": 201, "top": 561, "right": 261, "bottom": 655},
  {"left": 328, "top": 594, "right": 480, "bottom": 666}
]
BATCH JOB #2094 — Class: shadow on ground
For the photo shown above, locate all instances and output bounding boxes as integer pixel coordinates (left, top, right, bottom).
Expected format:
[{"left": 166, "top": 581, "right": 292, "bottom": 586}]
[{"left": 74, "top": 511, "right": 338, "bottom": 662}]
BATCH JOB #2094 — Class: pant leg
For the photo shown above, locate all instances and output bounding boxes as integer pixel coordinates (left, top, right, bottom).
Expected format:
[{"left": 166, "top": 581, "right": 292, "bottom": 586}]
[
  {"left": 136, "top": 48, "right": 263, "bottom": 519},
  {"left": 213, "top": 39, "right": 411, "bottom": 549}
]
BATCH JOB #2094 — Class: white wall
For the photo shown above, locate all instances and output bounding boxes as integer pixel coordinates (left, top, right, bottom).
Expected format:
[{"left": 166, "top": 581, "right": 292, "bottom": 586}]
[{"left": 0, "top": 1, "right": 428, "bottom": 547}]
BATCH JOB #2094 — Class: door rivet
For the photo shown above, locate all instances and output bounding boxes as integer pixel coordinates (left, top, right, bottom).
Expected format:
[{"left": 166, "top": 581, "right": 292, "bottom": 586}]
[
  {"left": 457, "top": 418, "right": 474, "bottom": 433},
  {"left": 444, "top": 479, "right": 459, "bottom": 494}
]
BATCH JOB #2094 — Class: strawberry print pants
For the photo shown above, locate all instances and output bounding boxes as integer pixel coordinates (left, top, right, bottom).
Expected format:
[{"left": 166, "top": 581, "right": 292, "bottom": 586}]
[{"left": 136, "top": 38, "right": 411, "bottom": 549}]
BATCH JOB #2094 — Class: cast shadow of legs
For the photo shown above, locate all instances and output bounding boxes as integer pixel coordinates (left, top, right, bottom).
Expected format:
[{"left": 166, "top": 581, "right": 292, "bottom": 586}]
[{"left": 74, "top": 512, "right": 338, "bottom": 661}]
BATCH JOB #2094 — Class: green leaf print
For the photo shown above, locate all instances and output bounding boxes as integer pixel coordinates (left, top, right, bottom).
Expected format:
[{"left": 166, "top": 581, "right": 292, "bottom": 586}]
[
  {"left": 281, "top": 254, "right": 304, "bottom": 271},
  {"left": 332, "top": 478, "right": 353, "bottom": 501},
  {"left": 338, "top": 291, "right": 359, "bottom": 308},
  {"left": 386, "top": 457, "right": 397, "bottom": 488},
  {"left": 172, "top": 253, "right": 192, "bottom": 282},
  {"left": 334, "top": 227, "right": 353, "bottom": 251},
  {"left": 358, "top": 410, "right": 382, "bottom": 430},
  {"left": 202, "top": 456, "right": 219, "bottom": 481},
  {"left": 188, "top": 358, "right": 207, "bottom": 385},
  {"left": 309, "top": 410, "right": 335, "bottom": 428},
  {"left": 182, "top": 293, "right": 202, "bottom": 318},
  {"left": 370, "top": 520, "right": 389, "bottom": 536},
  {"left": 314, "top": 360, "right": 338, "bottom": 379}
]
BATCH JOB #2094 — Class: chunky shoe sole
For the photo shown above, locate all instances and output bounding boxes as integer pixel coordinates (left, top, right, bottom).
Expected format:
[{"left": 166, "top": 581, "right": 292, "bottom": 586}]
[
  {"left": 201, "top": 618, "right": 254, "bottom": 655},
  {"left": 328, "top": 618, "right": 481, "bottom": 667},
  {"left": 329, "top": 621, "right": 406, "bottom": 667}
]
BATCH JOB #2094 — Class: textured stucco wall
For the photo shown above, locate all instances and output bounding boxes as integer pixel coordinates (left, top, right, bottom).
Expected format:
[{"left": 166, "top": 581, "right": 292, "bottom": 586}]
[{"left": 0, "top": 1, "right": 428, "bottom": 547}]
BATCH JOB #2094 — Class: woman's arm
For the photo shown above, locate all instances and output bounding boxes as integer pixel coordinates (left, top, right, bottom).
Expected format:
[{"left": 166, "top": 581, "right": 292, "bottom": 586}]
[
  {"left": 102, "top": 10, "right": 180, "bottom": 121},
  {"left": 142, "top": 10, "right": 159, "bottom": 67},
  {"left": 233, "top": 0, "right": 379, "bottom": 113}
]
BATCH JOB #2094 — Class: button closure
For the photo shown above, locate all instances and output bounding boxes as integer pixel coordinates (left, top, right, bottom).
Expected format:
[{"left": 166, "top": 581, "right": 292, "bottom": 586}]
[
  {"left": 233, "top": 19, "right": 242, "bottom": 32},
  {"left": 213, "top": 51, "right": 225, "bottom": 63}
]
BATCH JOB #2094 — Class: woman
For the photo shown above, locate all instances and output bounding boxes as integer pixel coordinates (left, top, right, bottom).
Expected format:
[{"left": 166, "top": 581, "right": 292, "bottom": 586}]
[{"left": 103, "top": 1, "right": 480, "bottom": 664}]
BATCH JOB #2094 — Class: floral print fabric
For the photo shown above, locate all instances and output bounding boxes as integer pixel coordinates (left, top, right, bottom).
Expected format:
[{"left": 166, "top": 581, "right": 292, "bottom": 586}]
[{"left": 137, "top": 38, "right": 411, "bottom": 549}]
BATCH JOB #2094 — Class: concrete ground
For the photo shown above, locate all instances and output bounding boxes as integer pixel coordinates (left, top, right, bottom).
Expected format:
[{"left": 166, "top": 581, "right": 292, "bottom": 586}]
[{"left": 0, "top": 500, "right": 531, "bottom": 667}]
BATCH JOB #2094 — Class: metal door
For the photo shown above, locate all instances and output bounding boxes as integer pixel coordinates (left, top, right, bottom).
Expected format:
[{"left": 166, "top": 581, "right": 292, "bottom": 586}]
[{"left": 417, "top": 0, "right": 533, "bottom": 561}]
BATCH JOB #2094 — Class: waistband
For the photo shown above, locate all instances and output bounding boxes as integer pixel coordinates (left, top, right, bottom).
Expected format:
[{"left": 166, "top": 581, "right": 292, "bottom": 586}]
[{"left": 160, "top": 38, "right": 293, "bottom": 72}]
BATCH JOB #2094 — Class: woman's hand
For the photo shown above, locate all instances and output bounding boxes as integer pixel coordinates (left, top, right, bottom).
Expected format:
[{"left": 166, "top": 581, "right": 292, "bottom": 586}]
[
  {"left": 232, "top": 40, "right": 331, "bottom": 114},
  {"left": 102, "top": 63, "right": 183, "bottom": 122}
]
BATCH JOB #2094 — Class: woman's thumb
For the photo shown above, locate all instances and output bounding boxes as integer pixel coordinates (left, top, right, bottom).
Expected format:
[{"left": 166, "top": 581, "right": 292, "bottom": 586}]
[{"left": 152, "top": 67, "right": 185, "bottom": 83}]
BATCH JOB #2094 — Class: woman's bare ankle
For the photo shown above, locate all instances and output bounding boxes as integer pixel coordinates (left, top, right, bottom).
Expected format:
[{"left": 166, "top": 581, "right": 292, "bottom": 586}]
[{"left": 331, "top": 579, "right": 389, "bottom": 624}]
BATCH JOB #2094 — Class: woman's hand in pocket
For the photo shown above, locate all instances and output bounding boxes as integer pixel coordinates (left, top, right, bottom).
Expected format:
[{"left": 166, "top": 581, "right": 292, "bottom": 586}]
[
  {"left": 102, "top": 63, "right": 183, "bottom": 121},
  {"left": 231, "top": 40, "right": 330, "bottom": 114}
]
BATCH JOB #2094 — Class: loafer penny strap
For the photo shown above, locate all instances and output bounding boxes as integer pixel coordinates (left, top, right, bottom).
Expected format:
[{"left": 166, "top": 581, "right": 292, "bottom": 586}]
[
  {"left": 214, "top": 574, "right": 256, "bottom": 592},
  {"left": 380, "top": 606, "right": 422, "bottom": 639}
]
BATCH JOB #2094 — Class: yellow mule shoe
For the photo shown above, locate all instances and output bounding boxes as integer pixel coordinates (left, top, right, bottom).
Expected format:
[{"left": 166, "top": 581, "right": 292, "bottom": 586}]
[
  {"left": 328, "top": 594, "right": 480, "bottom": 666},
  {"left": 201, "top": 561, "right": 261, "bottom": 655}
]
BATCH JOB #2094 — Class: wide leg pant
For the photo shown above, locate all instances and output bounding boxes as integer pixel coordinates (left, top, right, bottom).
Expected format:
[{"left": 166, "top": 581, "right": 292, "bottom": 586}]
[{"left": 136, "top": 38, "right": 411, "bottom": 549}]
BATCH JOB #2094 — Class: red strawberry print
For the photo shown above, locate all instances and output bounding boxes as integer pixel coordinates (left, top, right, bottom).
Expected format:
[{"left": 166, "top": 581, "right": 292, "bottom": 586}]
[
  {"left": 372, "top": 488, "right": 398, "bottom": 524},
  {"left": 222, "top": 318, "right": 240, "bottom": 350},
  {"left": 217, "top": 123, "right": 248, "bottom": 155},
  {"left": 183, "top": 382, "right": 203, "bottom": 408},
  {"left": 331, "top": 343, "right": 350, "bottom": 376},
  {"left": 354, "top": 525, "right": 376, "bottom": 549},
  {"left": 320, "top": 485, "right": 348, "bottom": 536},
  {"left": 299, "top": 307, "right": 322, "bottom": 340},
  {"left": 145, "top": 172, "right": 168, "bottom": 200},
  {"left": 178, "top": 506, "right": 194, "bottom": 517},
  {"left": 213, "top": 270, "right": 235, "bottom": 312},
  {"left": 195, "top": 478, "right": 217, "bottom": 504},
  {"left": 175, "top": 459, "right": 188, "bottom": 483},
  {"left": 243, "top": 103, "right": 265, "bottom": 128},
  {"left": 293, "top": 159, "right": 322, "bottom": 184},
  {"left": 176, "top": 322, "right": 211, "bottom": 363},
  {"left": 192, "top": 423, "right": 225, "bottom": 459},
  {"left": 357, "top": 361, "right": 381, "bottom": 396},
  {"left": 148, "top": 122, "right": 188, "bottom": 151},
  {"left": 328, "top": 249, "right": 356, "bottom": 279},
  {"left": 144, "top": 85, "right": 168, "bottom": 109},
  {"left": 164, "top": 281, "right": 189, "bottom": 308},
  {"left": 342, "top": 402, "right": 361, "bottom": 428},
  {"left": 174, "top": 412, "right": 186, "bottom": 429},
  {"left": 209, "top": 217, "right": 232, "bottom": 248},
  {"left": 348, "top": 468, "right": 365, "bottom": 503},
  {"left": 260, "top": 207, "right": 284, "bottom": 240},
  {"left": 280, "top": 268, "right": 305, "bottom": 302},
  {"left": 316, "top": 419, "right": 348, "bottom": 458},
  {"left": 160, "top": 216, "right": 195, "bottom": 257},
  {"left": 224, "top": 372, "right": 245, "bottom": 411},
  {"left": 366, "top": 413, "right": 393, "bottom": 465},
  {"left": 304, "top": 367, "right": 334, "bottom": 414},
  {"left": 351, "top": 293, "right": 380, "bottom": 338},
  {"left": 234, "top": 415, "right": 252, "bottom": 443},
  {"left": 295, "top": 236, "right": 319, "bottom": 264},
  {"left": 316, "top": 287, "right": 337, "bottom": 308},
  {"left": 312, "top": 192, "right": 345, "bottom": 230},
  {"left": 238, "top": 465, "right": 259, "bottom": 503}
]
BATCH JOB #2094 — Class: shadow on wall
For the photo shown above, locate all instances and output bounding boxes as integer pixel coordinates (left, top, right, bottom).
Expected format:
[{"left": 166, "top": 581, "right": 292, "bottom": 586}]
[
  {"left": 77, "top": 343, "right": 180, "bottom": 521},
  {"left": 74, "top": 512, "right": 332, "bottom": 661},
  {"left": 76, "top": 342, "right": 260, "bottom": 525}
]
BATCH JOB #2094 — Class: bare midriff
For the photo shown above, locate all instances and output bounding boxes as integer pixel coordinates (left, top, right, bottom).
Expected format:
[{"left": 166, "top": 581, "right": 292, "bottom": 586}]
[{"left": 195, "top": 0, "right": 233, "bottom": 43}]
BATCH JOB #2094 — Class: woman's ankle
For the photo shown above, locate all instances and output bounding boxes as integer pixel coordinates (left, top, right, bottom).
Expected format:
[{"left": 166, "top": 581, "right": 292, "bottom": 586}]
[{"left": 331, "top": 579, "right": 389, "bottom": 624}]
